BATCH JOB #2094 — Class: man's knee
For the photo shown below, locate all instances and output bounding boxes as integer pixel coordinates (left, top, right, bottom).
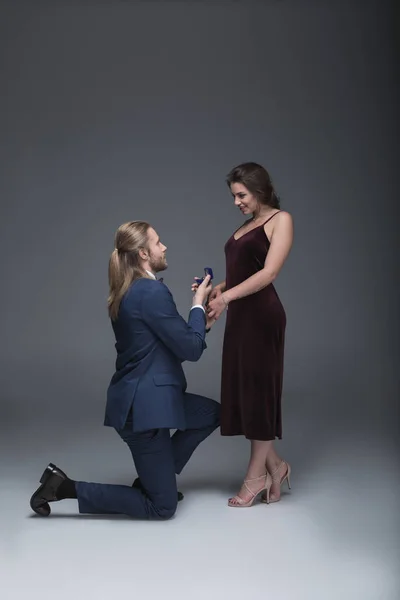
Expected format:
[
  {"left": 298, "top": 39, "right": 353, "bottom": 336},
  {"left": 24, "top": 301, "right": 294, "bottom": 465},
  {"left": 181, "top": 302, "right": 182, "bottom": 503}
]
[
  {"left": 154, "top": 499, "right": 178, "bottom": 520},
  {"left": 201, "top": 398, "right": 220, "bottom": 431},
  {"left": 211, "top": 399, "right": 221, "bottom": 427}
]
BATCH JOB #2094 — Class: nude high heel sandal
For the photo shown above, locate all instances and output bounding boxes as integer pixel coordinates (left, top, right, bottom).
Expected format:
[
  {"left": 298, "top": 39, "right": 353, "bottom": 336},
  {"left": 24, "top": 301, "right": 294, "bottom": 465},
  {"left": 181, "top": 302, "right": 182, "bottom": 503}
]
[
  {"left": 228, "top": 472, "right": 272, "bottom": 507},
  {"left": 261, "top": 460, "right": 291, "bottom": 504}
]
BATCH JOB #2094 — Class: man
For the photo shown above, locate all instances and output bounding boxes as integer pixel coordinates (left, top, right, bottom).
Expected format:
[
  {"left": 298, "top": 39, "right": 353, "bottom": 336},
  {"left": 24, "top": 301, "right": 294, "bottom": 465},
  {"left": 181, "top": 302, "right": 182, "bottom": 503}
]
[{"left": 30, "top": 221, "right": 220, "bottom": 520}]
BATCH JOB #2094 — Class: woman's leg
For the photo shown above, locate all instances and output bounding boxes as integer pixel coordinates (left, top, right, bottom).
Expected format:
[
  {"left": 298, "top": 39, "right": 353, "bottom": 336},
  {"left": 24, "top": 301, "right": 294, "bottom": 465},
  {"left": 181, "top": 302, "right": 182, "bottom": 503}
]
[
  {"left": 228, "top": 440, "right": 272, "bottom": 505},
  {"left": 264, "top": 442, "right": 289, "bottom": 502}
]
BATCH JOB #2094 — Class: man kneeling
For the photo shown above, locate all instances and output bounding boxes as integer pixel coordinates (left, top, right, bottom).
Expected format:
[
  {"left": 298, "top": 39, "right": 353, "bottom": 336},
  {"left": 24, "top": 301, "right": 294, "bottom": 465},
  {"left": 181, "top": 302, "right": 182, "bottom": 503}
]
[{"left": 30, "top": 221, "right": 220, "bottom": 520}]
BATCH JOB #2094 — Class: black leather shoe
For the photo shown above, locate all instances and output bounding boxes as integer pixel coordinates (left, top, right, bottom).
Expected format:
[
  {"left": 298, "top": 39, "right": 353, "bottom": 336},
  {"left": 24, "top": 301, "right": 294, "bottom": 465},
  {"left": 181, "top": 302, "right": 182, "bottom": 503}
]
[
  {"left": 30, "top": 463, "right": 68, "bottom": 516},
  {"left": 132, "top": 477, "right": 184, "bottom": 502}
]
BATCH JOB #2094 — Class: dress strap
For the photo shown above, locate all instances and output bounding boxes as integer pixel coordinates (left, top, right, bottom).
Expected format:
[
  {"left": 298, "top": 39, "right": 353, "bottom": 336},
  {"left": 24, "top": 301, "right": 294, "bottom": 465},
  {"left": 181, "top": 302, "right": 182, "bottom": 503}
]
[{"left": 262, "top": 211, "right": 281, "bottom": 226}]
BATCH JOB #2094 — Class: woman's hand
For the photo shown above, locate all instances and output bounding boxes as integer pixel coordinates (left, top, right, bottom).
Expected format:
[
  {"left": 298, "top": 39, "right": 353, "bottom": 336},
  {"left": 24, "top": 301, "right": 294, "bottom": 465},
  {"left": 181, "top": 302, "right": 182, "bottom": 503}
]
[
  {"left": 208, "top": 284, "right": 223, "bottom": 303},
  {"left": 207, "top": 292, "right": 229, "bottom": 320}
]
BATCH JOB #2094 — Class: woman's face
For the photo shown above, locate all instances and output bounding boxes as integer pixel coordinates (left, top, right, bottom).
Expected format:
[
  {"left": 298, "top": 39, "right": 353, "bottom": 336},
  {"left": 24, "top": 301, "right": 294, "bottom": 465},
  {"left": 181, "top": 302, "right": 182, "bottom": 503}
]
[{"left": 230, "top": 182, "right": 258, "bottom": 216}]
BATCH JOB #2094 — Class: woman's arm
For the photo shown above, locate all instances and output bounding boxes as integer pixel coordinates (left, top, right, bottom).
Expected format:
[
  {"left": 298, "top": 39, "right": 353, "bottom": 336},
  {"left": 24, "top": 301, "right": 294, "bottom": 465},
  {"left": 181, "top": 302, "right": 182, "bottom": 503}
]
[
  {"left": 207, "top": 212, "right": 293, "bottom": 319},
  {"left": 225, "top": 213, "right": 293, "bottom": 302}
]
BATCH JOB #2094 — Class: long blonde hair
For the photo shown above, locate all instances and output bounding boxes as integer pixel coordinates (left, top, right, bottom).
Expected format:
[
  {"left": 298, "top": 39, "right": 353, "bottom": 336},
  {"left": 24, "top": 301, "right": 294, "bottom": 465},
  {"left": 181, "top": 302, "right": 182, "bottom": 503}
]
[{"left": 108, "top": 221, "right": 151, "bottom": 321}]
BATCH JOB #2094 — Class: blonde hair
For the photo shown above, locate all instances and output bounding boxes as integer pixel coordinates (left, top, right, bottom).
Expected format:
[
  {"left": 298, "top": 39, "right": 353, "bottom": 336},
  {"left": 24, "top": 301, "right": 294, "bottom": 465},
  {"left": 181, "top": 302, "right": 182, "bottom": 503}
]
[{"left": 107, "top": 221, "right": 151, "bottom": 321}]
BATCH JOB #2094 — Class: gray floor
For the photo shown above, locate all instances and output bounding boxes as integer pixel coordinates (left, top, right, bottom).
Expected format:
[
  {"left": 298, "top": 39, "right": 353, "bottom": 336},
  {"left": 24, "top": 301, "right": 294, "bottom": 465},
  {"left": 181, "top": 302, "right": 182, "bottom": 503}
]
[{"left": 1, "top": 419, "right": 398, "bottom": 600}]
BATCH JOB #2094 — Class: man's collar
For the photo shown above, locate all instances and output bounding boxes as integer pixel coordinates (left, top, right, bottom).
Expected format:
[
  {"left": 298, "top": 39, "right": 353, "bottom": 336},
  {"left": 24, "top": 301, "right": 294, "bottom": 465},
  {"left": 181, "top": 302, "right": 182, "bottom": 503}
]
[{"left": 145, "top": 269, "right": 156, "bottom": 280}]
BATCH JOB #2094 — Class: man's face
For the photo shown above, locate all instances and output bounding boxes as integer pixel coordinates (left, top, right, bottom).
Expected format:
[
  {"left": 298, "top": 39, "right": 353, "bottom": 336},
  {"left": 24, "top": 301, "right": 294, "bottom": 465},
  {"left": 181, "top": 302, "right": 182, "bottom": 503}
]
[{"left": 146, "top": 227, "right": 168, "bottom": 273}]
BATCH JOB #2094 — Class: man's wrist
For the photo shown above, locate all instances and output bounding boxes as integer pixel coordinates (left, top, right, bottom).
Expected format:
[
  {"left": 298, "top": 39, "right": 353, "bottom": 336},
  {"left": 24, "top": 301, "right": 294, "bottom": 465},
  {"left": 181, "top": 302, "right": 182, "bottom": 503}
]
[{"left": 191, "top": 303, "right": 205, "bottom": 313}]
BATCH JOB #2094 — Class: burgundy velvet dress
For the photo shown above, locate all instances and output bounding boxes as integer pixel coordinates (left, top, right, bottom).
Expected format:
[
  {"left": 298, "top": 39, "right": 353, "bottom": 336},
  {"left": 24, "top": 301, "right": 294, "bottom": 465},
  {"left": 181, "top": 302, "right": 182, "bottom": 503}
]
[{"left": 220, "top": 213, "right": 286, "bottom": 441}]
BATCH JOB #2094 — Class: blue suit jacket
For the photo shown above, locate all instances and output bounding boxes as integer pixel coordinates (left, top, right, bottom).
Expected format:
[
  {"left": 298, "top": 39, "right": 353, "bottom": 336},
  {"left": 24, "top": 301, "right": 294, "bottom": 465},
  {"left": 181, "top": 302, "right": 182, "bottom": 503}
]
[{"left": 104, "top": 277, "right": 207, "bottom": 432}]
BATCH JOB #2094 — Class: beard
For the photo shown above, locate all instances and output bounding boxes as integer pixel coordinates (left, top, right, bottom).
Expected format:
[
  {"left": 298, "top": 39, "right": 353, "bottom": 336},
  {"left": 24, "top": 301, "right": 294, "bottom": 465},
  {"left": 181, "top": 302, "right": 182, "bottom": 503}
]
[{"left": 149, "top": 252, "right": 167, "bottom": 274}]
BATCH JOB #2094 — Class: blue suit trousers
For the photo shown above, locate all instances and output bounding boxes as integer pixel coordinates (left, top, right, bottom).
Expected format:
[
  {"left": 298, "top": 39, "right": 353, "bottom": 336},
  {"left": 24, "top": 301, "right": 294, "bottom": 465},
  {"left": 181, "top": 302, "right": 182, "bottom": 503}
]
[{"left": 75, "top": 393, "right": 220, "bottom": 520}]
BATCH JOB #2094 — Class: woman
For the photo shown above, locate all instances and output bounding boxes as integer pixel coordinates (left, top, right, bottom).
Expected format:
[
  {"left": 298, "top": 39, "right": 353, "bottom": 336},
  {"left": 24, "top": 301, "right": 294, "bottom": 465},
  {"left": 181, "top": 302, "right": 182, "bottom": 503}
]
[{"left": 207, "top": 162, "right": 294, "bottom": 507}]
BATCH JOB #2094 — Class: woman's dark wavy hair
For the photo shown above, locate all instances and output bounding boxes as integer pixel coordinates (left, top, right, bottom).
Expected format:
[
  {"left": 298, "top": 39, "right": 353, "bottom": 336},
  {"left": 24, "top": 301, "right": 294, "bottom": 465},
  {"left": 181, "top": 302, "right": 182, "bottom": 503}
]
[{"left": 226, "top": 162, "right": 280, "bottom": 209}]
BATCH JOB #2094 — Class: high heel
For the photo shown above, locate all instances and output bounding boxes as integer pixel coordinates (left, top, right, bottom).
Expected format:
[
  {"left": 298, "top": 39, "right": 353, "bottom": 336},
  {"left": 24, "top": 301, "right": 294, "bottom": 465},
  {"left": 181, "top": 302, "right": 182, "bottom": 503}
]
[
  {"left": 228, "top": 472, "right": 272, "bottom": 507},
  {"left": 261, "top": 460, "right": 291, "bottom": 504}
]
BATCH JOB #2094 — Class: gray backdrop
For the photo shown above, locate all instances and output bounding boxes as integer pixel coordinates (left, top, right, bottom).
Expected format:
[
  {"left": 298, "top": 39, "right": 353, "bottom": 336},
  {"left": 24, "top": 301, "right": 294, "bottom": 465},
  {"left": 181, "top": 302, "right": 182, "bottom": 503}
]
[
  {"left": 1, "top": 2, "right": 399, "bottom": 598},
  {"left": 0, "top": 1, "right": 398, "bottom": 471}
]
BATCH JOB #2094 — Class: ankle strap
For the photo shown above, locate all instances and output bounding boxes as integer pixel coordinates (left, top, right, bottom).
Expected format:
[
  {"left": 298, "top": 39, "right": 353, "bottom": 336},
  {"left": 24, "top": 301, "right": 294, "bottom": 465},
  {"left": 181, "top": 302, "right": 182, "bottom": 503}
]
[
  {"left": 270, "top": 461, "right": 285, "bottom": 480},
  {"left": 244, "top": 473, "right": 267, "bottom": 484}
]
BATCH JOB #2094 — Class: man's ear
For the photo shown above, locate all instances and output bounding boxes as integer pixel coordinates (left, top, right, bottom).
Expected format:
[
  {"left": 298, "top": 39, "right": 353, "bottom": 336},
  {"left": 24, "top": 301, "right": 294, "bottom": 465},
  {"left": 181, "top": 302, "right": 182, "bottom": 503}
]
[{"left": 138, "top": 247, "right": 148, "bottom": 261}]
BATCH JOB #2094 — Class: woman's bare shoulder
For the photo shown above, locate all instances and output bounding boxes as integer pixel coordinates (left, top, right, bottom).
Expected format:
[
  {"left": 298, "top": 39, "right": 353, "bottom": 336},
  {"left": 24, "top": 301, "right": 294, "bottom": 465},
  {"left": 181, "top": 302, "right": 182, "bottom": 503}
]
[
  {"left": 265, "top": 211, "right": 293, "bottom": 238},
  {"left": 270, "top": 210, "right": 293, "bottom": 227},
  {"left": 276, "top": 210, "right": 292, "bottom": 220}
]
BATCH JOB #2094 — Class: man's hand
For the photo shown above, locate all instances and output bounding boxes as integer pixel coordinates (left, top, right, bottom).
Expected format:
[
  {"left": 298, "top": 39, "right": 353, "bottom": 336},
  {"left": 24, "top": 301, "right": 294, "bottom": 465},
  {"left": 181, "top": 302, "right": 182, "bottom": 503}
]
[
  {"left": 192, "top": 274, "right": 212, "bottom": 307},
  {"left": 205, "top": 313, "right": 216, "bottom": 331}
]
